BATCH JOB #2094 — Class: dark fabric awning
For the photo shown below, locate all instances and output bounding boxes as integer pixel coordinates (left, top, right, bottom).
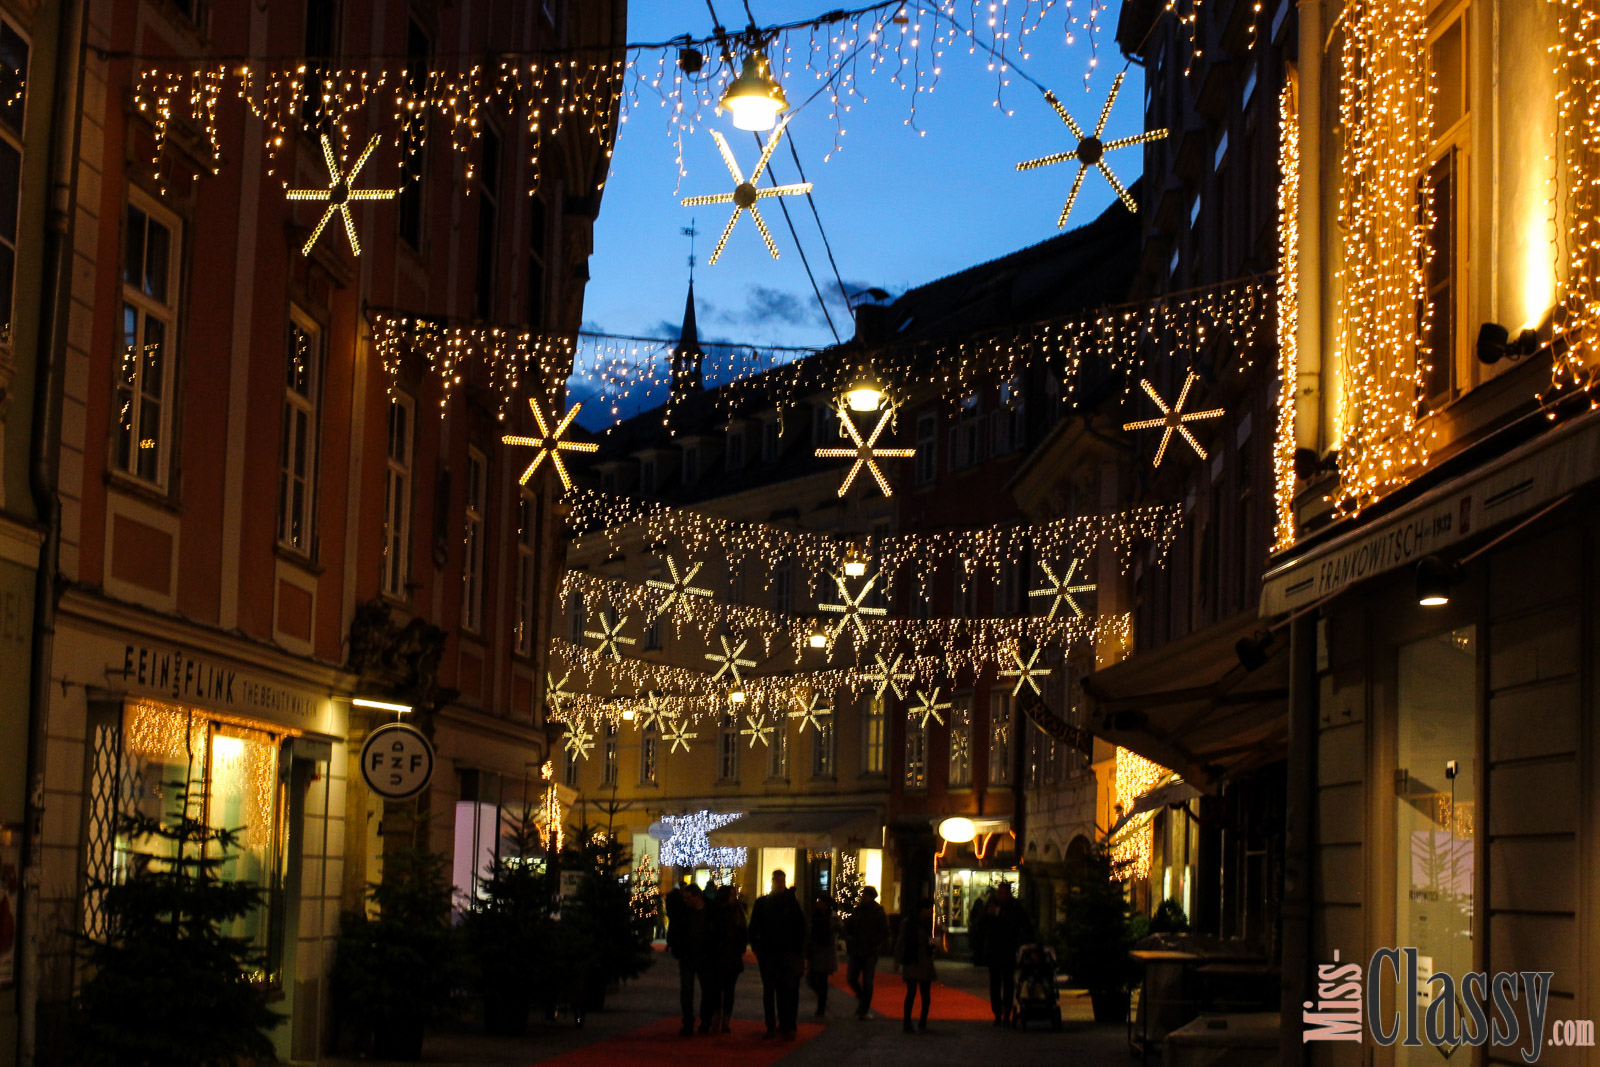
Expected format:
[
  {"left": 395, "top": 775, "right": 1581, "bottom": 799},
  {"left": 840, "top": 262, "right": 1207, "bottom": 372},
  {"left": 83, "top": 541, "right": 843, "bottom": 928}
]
[
  {"left": 706, "top": 807, "right": 882, "bottom": 849},
  {"left": 1081, "top": 610, "right": 1289, "bottom": 786}
]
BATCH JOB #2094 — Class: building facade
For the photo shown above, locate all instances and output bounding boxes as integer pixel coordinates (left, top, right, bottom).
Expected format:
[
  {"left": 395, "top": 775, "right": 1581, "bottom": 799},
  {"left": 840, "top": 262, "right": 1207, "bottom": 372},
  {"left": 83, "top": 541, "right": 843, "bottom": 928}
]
[{"left": 22, "top": 1, "right": 621, "bottom": 1061}]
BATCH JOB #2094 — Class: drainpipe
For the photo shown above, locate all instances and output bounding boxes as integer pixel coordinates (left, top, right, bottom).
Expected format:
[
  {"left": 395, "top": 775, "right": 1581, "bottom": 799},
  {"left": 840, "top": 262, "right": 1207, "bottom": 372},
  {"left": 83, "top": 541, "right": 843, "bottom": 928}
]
[
  {"left": 1294, "top": 0, "right": 1326, "bottom": 454},
  {"left": 1279, "top": 611, "right": 1319, "bottom": 1067},
  {"left": 20, "top": 0, "right": 87, "bottom": 1062}
]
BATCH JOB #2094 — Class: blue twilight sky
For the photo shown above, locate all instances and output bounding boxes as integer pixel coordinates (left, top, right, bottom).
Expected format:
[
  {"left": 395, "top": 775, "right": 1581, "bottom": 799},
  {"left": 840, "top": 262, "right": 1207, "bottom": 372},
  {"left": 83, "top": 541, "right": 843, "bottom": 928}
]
[{"left": 579, "top": 0, "right": 1146, "bottom": 375}]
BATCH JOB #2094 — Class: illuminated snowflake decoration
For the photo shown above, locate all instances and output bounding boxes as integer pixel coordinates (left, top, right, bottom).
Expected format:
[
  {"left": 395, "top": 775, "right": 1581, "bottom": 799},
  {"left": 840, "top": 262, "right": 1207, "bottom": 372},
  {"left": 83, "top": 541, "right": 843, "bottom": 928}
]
[
  {"left": 645, "top": 554, "right": 712, "bottom": 615},
  {"left": 636, "top": 691, "right": 674, "bottom": 732},
  {"left": 1122, "top": 372, "right": 1226, "bottom": 467},
  {"left": 502, "top": 396, "right": 598, "bottom": 489},
  {"left": 680, "top": 114, "right": 812, "bottom": 264},
  {"left": 286, "top": 133, "right": 399, "bottom": 256},
  {"left": 663, "top": 718, "right": 699, "bottom": 754},
  {"left": 1016, "top": 74, "right": 1167, "bottom": 228},
  {"left": 563, "top": 720, "right": 595, "bottom": 761},
  {"left": 1029, "top": 559, "right": 1097, "bottom": 621},
  {"left": 584, "top": 612, "right": 636, "bottom": 662},
  {"left": 705, "top": 635, "right": 757, "bottom": 685},
  {"left": 1000, "top": 646, "right": 1052, "bottom": 697},
  {"left": 910, "top": 689, "right": 952, "bottom": 728},
  {"left": 815, "top": 407, "right": 915, "bottom": 498},
  {"left": 787, "top": 690, "right": 833, "bottom": 734},
  {"left": 819, "top": 572, "right": 888, "bottom": 642},
  {"left": 740, "top": 712, "right": 774, "bottom": 748},
  {"left": 659, "top": 810, "right": 746, "bottom": 868},
  {"left": 863, "top": 651, "right": 914, "bottom": 702},
  {"left": 545, "top": 672, "right": 575, "bottom": 719}
]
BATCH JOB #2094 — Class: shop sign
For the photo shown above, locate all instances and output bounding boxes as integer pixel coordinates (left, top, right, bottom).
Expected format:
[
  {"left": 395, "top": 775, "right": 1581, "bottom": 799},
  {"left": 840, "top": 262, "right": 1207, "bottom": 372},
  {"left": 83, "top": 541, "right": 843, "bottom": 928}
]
[
  {"left": 118, "top": 642, "right": 320, "bottom": 721},
  {"left": 359, "top": 723, "right": 435, "bottom": 800}
]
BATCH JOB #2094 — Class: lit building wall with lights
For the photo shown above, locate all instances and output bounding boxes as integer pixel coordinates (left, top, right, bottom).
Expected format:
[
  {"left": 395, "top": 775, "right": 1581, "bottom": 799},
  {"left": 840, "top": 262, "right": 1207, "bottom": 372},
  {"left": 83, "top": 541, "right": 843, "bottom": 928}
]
[{"left": 24, "top": 1, "right": 624, "bottom": 1062}]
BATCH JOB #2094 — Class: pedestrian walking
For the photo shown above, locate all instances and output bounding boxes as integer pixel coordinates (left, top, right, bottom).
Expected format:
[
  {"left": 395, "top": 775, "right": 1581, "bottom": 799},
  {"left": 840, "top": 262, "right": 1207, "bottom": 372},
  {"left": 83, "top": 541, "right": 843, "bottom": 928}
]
[
  {"left": 748, "top": 868, "right": 807, "bottom": 1040},
  {"left": 664, "top": 881, "right": 716, "bottom": 1036},
  {"left": 969, "top": 881, "right": 1034, "bottom": 1025},
  {"left": 842, "top": 885, "right": 890, "bottom": 1018},
  {"left": 894, "top": 898, "right": 937, "bottom": 1033},
  {"left": 804, "top": 893, "right": 841, "bottom": 1016},
  {"left": 711, "top": 883, "right": 748, "bottom": 1032}
]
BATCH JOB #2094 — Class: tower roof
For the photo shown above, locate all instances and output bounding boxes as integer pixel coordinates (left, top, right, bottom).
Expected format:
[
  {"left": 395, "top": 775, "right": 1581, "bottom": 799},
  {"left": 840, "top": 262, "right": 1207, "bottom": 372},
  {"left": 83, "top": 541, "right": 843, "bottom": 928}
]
[{"left": 675, "top": 281, "right": 703, "bottom": 358}]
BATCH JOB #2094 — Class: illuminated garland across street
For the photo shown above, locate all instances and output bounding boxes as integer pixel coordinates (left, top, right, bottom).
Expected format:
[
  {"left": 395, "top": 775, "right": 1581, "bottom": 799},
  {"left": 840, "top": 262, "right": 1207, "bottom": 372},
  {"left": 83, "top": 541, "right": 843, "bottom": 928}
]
[
  {"left": 565, "top": 490, "right": 1185, "bottom": 603},
  {"left": 544, "top": 612, "right": 1131, "bottom": 728},
  {"left": 560, "top": 568, "right": 1113, "bottom": 662},
  {"left": 129, "top": 1, "right": 1229, "bottom": 190}
]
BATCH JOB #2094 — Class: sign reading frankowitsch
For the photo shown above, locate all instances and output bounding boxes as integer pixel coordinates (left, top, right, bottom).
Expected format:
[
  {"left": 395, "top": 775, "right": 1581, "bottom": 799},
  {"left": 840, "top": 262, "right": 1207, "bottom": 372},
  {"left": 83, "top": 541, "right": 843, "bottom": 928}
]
[{"left": 359, "top": 722, "right": 435, "bottom": 800}]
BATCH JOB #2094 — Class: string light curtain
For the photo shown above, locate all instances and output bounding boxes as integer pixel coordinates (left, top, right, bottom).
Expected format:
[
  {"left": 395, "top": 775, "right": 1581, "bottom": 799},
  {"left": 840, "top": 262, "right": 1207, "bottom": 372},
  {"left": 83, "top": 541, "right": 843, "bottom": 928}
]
[
  {"left": 1549, "top": 0, "right": 1600, "bottom": 400},
  {"left": 1272, "top": 77, "right": 1299, "bottom": 551},
  {"left": 1332, "top": 0, "right": 1433, "bottom": 514}
]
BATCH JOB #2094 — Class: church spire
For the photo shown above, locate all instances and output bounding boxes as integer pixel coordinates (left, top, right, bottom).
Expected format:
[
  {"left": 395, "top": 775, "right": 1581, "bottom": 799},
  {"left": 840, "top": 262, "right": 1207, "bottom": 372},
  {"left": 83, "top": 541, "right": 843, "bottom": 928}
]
[{"left": 668, "top": 281, "right": 705, "bottom": 427}]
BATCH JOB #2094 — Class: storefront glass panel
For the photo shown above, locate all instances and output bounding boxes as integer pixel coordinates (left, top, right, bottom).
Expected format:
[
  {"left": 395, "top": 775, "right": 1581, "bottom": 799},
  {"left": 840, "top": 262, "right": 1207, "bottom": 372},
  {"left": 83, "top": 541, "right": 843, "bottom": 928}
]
[{"left": 1395, "top": 626, "right": 1476, "bottom": 1065}]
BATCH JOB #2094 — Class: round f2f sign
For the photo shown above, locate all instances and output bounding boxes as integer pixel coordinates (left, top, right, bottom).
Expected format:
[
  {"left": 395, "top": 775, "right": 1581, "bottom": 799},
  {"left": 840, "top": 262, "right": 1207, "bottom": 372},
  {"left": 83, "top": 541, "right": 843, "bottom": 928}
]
[{"left": 360, "top": 723, "right": 435, "bottom": 800}]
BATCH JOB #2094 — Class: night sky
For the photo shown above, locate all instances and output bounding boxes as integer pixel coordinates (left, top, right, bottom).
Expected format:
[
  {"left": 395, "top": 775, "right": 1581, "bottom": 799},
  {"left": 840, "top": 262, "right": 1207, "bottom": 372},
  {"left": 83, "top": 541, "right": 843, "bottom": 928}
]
[{"left": 581, "top": 1, "right": 1147, "bottom": 364}]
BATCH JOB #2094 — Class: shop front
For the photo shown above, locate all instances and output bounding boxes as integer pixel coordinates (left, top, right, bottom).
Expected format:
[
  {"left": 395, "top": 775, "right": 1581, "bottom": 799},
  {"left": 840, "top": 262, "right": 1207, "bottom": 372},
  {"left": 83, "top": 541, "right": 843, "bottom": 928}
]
[
  {"left": 40, "top": 594, "right": 348, "bottom": 1063},
  {"left": 932, "top": 818, "right": 1017, "bottom": 957}
]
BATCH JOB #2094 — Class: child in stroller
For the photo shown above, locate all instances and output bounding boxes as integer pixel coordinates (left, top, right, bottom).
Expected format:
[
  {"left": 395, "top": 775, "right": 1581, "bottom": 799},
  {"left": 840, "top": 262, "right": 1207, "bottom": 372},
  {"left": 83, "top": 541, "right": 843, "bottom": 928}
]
[{"left": 1012, "top": 943, "right": 1063, "bottom": 1030}]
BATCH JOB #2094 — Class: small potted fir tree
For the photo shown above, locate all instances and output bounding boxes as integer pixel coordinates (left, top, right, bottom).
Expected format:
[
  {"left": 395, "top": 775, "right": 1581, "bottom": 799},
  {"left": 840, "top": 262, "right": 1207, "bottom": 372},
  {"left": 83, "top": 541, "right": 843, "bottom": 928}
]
[{"left": 1060, "top": 838, "right": 1138, "bottom": 1024}]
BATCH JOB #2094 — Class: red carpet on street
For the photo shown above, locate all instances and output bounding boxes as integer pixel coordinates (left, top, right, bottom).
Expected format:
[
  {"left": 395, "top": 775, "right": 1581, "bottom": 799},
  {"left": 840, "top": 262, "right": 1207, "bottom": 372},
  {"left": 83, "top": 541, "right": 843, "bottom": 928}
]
[
  {"left": 827, "top": 968, "right": 995, "bottom": 1020},
  {"left": 531, "top": 1017, "right": 822, "bottom": 1067}
]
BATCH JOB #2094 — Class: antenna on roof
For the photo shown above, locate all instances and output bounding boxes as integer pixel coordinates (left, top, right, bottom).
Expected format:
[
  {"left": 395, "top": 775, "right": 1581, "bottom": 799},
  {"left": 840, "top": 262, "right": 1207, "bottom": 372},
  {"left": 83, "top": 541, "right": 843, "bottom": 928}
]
[{"left": 682, "top": 220, "right": 699, "bottom": 283}]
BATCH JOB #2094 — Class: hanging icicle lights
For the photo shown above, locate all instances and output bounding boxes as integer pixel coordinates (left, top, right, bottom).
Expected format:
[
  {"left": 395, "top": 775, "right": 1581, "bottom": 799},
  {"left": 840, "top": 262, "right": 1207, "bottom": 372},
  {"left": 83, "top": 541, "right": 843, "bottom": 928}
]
[
  {"left": 564, "top": 489, "right": 1184, "bottom": 601},
  {"left": 370, "top": 279, "right": 1272, "bottom": 434},
  {"left": 1272, "top": 78, "right": 1299, "bottom": 552},
  {"left": 1545, "top": 0, "right": 1600, "bottom": 405},
  {"left": 130, "top": 1, "right": 1249, "bottom": 190}
]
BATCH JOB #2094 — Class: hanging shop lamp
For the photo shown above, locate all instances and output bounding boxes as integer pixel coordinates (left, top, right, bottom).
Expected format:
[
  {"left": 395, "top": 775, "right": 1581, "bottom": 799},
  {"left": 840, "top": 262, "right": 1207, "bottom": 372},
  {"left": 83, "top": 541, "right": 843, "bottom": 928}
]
[
  {"left": 720, "top": 51, "right": 788, "bottom": 131},
  {"left": 1415, "top": 555, "right": 1463, "bottom": 607}
]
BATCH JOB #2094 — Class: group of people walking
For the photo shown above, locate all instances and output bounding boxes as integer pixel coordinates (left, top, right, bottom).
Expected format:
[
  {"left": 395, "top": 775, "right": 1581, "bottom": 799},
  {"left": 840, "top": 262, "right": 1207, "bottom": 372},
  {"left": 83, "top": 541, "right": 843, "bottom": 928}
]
[{"left": 664, "top": 869, "right": 946, "bottom": 1037}]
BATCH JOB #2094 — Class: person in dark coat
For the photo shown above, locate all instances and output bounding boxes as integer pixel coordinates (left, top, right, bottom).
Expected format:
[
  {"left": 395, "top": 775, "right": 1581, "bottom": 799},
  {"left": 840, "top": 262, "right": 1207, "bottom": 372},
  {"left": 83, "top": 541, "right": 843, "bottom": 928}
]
[
  {"left": 711, "top": 883, "right": 748, "bottom": 1032},
  {"left": 894, "top": 898, "right": 937, "bottom": 1033},
  {"left": 969, "top": 881, "right": 1034, "bottom": 1025},
  {"left": 803, "top": 893, "right": 841, "bottom": 1016},
  {"left": 842, "top": 886, "right": 890, "bottom": 1018},
  {"left": 747, "top": 869, "right": 807, "bottom": 1039},
  {"left": 664, "top": 881, "right": 715, "bottom": 1035}
]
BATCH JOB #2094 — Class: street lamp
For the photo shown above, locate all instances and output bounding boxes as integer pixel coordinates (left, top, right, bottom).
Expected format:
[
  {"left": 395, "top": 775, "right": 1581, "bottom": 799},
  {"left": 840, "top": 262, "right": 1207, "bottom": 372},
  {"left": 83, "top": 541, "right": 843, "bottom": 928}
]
[
  {"left": 843, "top": 543, "right": 870, "bottom": 578},
  {"left": 806, "top": 620, "right": 828, "bottom": 649},
  {"left": 719, "top": 52, "right": 787, "bottom": 131},
  {"left": 843, "top": 372, "right": 886, "bottom": 413}
]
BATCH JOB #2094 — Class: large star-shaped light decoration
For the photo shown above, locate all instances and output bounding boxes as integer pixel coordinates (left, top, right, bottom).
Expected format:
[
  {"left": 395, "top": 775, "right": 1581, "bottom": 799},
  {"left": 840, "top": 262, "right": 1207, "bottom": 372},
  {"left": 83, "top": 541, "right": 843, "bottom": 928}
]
[
  {"left": 1015, "top": 74, "right": 1168, "bottom": 228},
  {"left": 863, "top": 652, "right": 914, "bottom": 702},
  {"left": 819, "top": 572, "right": 888, "bottom": 642},
  {"left": 544, "top": 672, "right": 575, "bottom": 719},
  {"left": 910, "top": 688, "right": 952, "bottom": 728},
  {"left": 645, "top": 554, "right": 712, "bottom": 616},
  {"left": 563, "top": 720, "right": 595, "bottom": 760},
  {"left": 286, "top": 133, "right": 399, "bottom": 256},
  {"left": 787, "top": 690, "right": 833, "bottom": 734},
  {"left": 635, "top": 691, "right": 674, "bottom": 732},
  {"left": 584, "top": 612, "right": 636, "bottom": 662},
  {"left": 502, "top": 396, "right": 598, "bottom": 490},
  {"left": 1000, "top": 646, "right": 1052, "bottom": 696},
  {"left": 740, "top": 712, "right": 774, "bottom": 748},
  {"left": 1121, "top": 371, "right": 1226, "bottom": 467},
  {"left": 815, "top": 406, "right": 915, "bottom": 498},
  {"left": 1029, "top": 559, "right": 1097, "bottom": 621},
  {"left": 680, "top": 114, "right": 812, "bottom": 264},
  {"left": 705, "top": 635, "right": 757, "bottom": 685},
  {"left": 663, "top": 718, "right": 699, "bottom": 754}
]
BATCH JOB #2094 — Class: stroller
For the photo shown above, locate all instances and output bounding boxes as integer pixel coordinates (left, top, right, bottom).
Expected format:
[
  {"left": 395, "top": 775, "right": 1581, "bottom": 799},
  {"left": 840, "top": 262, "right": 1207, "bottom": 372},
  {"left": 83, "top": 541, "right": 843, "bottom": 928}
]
[{"left": 1012, "top": 943, "right": 1064, "bottom": 1030}]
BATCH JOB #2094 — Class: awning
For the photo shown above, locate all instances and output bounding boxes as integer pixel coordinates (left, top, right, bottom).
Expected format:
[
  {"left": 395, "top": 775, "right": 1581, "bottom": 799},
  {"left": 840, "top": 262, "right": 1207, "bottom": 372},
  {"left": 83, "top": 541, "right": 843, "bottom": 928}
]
[
  {"left": 1107, "top": 774, "right": 1200, "bottom": 837},
  {"left": 706, "top": 807, "right": 882, "bottom": 850},
  {"left": 1261, "top": 404, "right": 1600, "bottom": 615},
  {"left": 1081, "top": 610, "right": 1289, "bottom": 786}
]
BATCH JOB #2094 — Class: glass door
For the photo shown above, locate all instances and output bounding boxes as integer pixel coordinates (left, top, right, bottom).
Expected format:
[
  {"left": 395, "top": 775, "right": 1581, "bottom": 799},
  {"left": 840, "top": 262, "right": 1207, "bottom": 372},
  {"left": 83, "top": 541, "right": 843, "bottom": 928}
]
[{"left": 1395, "top": 627, "right": 1477, "bottom": 1064}]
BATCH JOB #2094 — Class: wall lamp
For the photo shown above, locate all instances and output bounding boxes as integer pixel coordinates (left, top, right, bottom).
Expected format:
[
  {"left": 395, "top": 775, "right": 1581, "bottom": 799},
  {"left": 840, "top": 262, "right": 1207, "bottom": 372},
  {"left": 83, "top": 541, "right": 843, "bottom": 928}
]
[
  {"left": 1235, "top": 629, "right": 1277, "bottom": 671},
  {"left": 1475, "top": 322, "right": 1540, "bottom": 365},
  {"left": 1415, "top": 555, "right": 1464, "bottom": 607},
  {"left": 352, "top": 696, "right": 412, "bottom": 715}
]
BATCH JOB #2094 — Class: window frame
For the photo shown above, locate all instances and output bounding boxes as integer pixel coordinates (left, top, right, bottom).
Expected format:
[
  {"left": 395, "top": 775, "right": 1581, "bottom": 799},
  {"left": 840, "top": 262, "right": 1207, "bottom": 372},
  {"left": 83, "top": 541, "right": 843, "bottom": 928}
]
[
  {"left": 988, "top": 690, "right": 1013, "bottom": 785},
  {"left": 115, "top": 191, "right": 183, "bottom": 490},
  {"left": 0, "top": 15, "right": 27, "bottom": 351},
  {"left": 914, "top": 411, "right": 938, "bottom": 485},
  {"left": 1420, "top": 0, "right": 1471, "bottom": 407},
  {"left": 276, "top": 309, "right": 323, "bottom": 556},
  {"left": 860, "top": 695, "right": 886, "bottom": 775},
  {"left": 514, "top": 491, "right": 538, "bottom": 656},
  {"left": 718, "top": 712, "right": 740, "bottom": 781},
  {"left": 949, "top": 693, "right": 973, "bottom": 788},
  {"left": 461, "top": 446, "right": 488, "bottom": 632},
  {"left": 382, "top": 392, "right": 416, "bottom": 599}
]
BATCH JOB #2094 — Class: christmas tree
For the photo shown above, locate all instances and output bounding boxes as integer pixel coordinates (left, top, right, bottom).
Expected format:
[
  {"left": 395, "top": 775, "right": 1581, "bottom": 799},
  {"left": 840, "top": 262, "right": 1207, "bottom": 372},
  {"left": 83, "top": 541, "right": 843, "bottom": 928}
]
[
  {"left": 834, "top": 851, "right": 865, "bottom": 918},
  {"left": 630, "top": 851, "right": 660, "bottom": 924}
]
